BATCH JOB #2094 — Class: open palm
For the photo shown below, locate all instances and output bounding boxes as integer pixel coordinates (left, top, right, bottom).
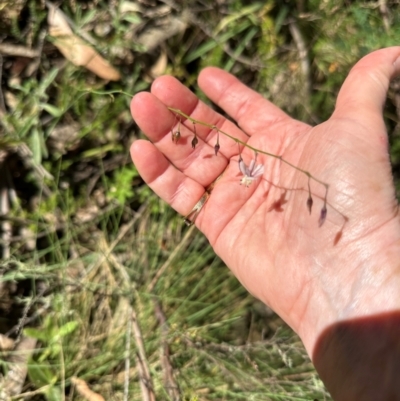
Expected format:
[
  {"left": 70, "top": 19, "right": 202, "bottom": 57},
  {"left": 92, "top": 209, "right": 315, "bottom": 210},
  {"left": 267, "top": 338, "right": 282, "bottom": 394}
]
[{"left": 130, "top": 47, "right": 400, "bottom": 356}]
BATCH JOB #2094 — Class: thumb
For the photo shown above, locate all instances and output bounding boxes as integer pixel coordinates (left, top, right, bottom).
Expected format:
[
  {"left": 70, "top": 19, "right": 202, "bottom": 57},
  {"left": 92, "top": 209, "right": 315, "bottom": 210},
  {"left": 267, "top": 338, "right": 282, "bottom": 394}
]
[{"left": 334, "top": 46, "right": 400, "bottom": 121}]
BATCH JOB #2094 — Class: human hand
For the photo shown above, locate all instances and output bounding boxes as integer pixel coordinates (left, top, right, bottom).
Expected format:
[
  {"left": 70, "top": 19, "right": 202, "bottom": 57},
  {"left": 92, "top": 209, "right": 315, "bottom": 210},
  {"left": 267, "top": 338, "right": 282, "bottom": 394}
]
[{"left": 130, "top": 48, "right": 400, "bottom": 398}]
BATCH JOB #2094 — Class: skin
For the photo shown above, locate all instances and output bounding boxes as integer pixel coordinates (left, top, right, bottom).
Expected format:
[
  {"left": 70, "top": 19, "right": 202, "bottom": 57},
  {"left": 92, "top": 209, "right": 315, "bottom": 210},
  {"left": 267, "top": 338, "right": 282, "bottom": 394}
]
[{"left": 130, "top": 47, "right": 400, "bottom": 400}]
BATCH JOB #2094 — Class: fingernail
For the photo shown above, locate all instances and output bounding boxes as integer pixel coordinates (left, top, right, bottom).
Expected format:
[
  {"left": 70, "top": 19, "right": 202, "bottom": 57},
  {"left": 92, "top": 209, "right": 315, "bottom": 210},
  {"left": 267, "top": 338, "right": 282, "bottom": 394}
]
[{"left": 393, "top": 55, "right": 400, "bottom": 72}]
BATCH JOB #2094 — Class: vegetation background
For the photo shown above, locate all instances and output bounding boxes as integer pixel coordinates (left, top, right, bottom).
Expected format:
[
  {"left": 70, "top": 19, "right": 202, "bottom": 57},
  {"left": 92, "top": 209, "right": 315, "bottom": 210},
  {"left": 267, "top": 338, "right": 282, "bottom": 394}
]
[{"left": 1, "top": 0, "right": 400, "bottom": 400}]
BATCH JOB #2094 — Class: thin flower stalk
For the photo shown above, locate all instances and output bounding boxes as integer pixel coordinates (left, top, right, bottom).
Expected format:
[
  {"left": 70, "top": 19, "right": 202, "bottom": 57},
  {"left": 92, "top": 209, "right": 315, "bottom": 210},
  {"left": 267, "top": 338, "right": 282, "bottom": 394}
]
[
  {"left": 168, "top": 107, "right": 330, "bottom": 225},
  {"left": 91, "top": 90, "right": 332, "bottom": 226}
]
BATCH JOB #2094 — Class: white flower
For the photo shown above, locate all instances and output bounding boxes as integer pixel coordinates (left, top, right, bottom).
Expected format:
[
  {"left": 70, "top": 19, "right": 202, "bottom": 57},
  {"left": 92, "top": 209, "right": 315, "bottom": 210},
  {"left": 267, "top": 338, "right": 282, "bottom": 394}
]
[{"left": 238, "top": 155, "right": 264, "bottom": 187}]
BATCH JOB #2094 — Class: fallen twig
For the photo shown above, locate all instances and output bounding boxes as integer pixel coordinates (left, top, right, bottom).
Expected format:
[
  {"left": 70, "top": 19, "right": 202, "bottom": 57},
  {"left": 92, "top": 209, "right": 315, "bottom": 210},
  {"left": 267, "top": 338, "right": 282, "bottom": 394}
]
[
  {"left": 0, "top": 54, "right": 6, "bottom": 112},
  {"left": 131, "top": 308, "right": 155, "bottom": 401},
  {"left": 378, "top": 0, "right": 391, "bottom": 32},
  {"left": 0, "top": 336, "right": 37, "bottom": 399},
  {"left": 0, "top": 43, "right": 40, "bottom": 58},
  {"left": 0, "top": 158, "right": 12, "bottom": 259},
  {"left": 153, "top": 300, "right": 180, "bottom": 401},
  {"left": 289, "top": 19, "right": 312, "bottom": 102},
  {"left": 123, "top": 311, "right": 132, "bottom": 401}
]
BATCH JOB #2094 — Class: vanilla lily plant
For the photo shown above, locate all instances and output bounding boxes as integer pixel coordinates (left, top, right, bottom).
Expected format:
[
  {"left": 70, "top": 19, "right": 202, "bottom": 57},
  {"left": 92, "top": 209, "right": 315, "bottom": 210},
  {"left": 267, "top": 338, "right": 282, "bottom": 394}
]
[{"left": 168, "top": 107, "right": 329, "bottom": 226}]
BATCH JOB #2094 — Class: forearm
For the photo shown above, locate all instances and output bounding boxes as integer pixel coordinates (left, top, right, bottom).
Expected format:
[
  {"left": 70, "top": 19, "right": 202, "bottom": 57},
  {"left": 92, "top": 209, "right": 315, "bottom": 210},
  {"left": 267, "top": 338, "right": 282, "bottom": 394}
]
[
  {"left": 313, "top": 312, "right": 400, "bottom": 401},
  {"left": 300, "top": 227, "right": 400, "bottom": 400}
]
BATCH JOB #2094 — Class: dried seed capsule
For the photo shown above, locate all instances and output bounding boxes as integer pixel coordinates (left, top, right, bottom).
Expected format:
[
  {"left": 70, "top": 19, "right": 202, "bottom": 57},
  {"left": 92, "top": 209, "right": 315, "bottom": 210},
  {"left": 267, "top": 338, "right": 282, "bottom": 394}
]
[
  {"left": 318, "top": 204, "right": 327, "bottom": 227},
  {"left": 171, "top": 130, "right": 181, "bottom": 144},
  {"left": 214, "top": 142, "right": 220, "bottom": 156},
  {"left": 306, "top": 195, "right": 313, "bottom": 215},
  {"left": 191, "top": 135, "right": 198, "bottom": 149}
]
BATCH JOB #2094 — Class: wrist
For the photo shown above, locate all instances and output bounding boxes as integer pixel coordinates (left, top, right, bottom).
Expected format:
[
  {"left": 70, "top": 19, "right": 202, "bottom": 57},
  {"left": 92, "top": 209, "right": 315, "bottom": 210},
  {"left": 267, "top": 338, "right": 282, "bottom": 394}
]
[
  {"left": 296, "top": 216, "right": 400, "bottom": 355},
  {"left": 313, "top": 311, "right": 400, "bottom": 401},
  {"left": 294, "top": 217, "right": 400, "bottom": 399}
]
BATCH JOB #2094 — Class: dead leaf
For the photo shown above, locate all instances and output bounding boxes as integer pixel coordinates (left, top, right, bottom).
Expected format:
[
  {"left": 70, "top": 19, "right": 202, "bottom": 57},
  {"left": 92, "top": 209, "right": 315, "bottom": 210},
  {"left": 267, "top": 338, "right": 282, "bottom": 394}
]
[
  {"left": 137, "top": 13, "right": 188, "bottom": 52},
  {"left": 119, "top": 1, "right": 142, "bottom": 14},
  {"left": 48, "top": 122, "right": 80, "bottom": 154},
  {"left": 47, "top": 3, "right": 120, "bottom": 81},
  {"left": 146, "top": 49, "right": 168, "bottom": 81},
  {"left": 71, "top": 377, "right": 105, "bottom": 401},
  {"left": 74, "top": 203, "right": 100, "bottom": 223},
  {"left": 0, "top": 337, "right": 37, "bottom": 398},
  {"left": 0, "top": 334, "right": 14, "bottom": 351}
]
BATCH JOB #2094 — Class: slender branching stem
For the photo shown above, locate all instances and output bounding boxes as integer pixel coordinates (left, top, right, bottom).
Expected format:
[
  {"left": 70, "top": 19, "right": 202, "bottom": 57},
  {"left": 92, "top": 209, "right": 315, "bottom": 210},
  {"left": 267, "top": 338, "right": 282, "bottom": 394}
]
[
  {"left": 86, "top": 90, "right": 331, "bottom": 225},
  {"left": 168, "top": 107, "right": 329, "bottom": 208}
]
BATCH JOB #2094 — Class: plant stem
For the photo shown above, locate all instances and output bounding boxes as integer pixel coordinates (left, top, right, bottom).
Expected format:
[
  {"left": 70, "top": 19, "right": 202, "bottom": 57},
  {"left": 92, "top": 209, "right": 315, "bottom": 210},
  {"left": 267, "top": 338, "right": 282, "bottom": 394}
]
[{"left": 168, "top": 106, "right": 329, "bottom": 194}]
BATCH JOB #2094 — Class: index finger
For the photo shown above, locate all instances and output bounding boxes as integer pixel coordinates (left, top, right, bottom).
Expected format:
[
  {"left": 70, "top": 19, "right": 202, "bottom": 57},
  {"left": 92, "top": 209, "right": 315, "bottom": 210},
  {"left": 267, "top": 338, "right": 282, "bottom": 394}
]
[{"left": 131, "top": 76, "right": 251, "bottom": 188}]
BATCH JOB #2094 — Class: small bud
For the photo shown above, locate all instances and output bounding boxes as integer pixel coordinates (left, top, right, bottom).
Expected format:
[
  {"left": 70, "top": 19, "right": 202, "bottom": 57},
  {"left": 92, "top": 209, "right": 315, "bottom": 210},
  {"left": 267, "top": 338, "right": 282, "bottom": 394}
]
[
  {"left": 306, "top": 195, "right": 313, "bottom": 215},
  {"left": 238, "top": 155, "right": 245, "bottom": 174},
  {"left": 214, "top": 142, "right": 220, "bottom": 156},
  {"left": 171, "top": 119, "right": 181, "bottom": 144},
  {"left": 191, "top": 135, "right": 198, "bottom": 149},
  {"left": 171, "top": 130, "right": 180, "bottom": 144},
  {"left": 318, "top": 204, "right": 327, "bottom": 227}
]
